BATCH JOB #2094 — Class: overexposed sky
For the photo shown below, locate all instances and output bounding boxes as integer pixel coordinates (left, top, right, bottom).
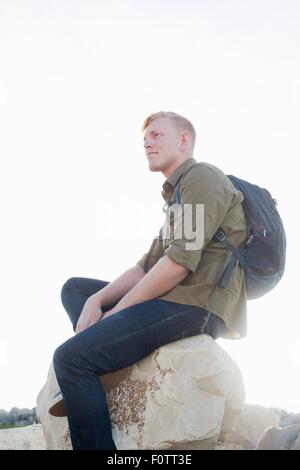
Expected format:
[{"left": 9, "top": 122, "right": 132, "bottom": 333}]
[{"left": 0, "top": 0, "right": 299, "bottom": 412}]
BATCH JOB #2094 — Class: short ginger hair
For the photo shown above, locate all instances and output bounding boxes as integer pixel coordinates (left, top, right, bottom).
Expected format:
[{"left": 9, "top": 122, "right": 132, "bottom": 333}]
[{"left": 142, "top": 111, "right": 196, "bottom": 152}]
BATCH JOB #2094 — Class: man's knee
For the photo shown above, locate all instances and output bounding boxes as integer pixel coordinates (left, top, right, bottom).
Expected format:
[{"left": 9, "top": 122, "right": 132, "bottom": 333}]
[
  {"left": 60, "top": 277, "right": 79, "bottom": 303},
  {"left": 61, "top": 276, "right": 80, "bottom": 292}
]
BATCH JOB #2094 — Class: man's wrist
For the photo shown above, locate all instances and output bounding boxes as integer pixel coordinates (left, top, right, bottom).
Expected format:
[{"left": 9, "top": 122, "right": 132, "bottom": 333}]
[{"left": 91, "top": 291, "right": 103, "bottom": 307}]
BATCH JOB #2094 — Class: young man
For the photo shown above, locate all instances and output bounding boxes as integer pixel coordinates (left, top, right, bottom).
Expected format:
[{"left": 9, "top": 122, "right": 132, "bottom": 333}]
[{"left": 52, "top": 111, "right": 247, "bottom": 450}]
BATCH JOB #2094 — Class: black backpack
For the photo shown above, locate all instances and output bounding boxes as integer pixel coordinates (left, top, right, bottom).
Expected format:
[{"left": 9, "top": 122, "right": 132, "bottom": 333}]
[{"left": 174, "top": 173, "right": 287, "bottom": 300}]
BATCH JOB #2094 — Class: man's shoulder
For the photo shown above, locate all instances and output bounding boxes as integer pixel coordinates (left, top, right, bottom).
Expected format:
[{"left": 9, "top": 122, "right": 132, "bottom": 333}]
[
  {"left": 182, "top": 161, "right": 227, "bottom": 185},
  {"left": 182, "top": 161, "right": 243, "bottom": 200}
]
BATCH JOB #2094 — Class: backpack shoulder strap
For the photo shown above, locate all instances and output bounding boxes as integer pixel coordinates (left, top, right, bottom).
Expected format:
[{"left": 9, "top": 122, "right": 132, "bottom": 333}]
[
  {"left": 213, "top": 229, "right": 246, "bottom": 287},
  {"left": 173, "top": 162, "right": 200, "bottom": 204}
]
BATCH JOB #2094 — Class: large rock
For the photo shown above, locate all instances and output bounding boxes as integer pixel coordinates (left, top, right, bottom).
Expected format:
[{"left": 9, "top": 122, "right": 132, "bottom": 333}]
[
  {"left": 0, "top": 424, "right": 45, "bottom": 450},
  {"left": 271, "top": 408, "right": 300, "bottom": 427},
  {"left": 37, "top": 334, "right": 245, "bottom": 450},
  {"left": 257, "top": 422, "right": 300, "bottom": 450},
  {"left": 215, "top": 404, "right": 280, "bottom": 450}
]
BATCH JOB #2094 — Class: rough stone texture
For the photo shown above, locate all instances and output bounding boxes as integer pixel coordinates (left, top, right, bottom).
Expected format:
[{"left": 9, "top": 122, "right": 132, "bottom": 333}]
[
  {"left": 271, "top": 408, "right": 300, "bottom": 427},
  {"left": 257, "top": 422, "right": 300, "bottom": 450},
  {"left": 37, "top": 334, "right": 245, "bottom": 450},
  {"left": 215, "top": 404, "right": 280, "bottom": 450},
  {"left": 0, "top": 424, "right": 45, "bottom": 450}
]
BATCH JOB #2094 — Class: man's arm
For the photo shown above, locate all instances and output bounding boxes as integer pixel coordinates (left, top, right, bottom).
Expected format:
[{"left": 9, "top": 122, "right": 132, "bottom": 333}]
[
  {"left": 75, "top": 264, "right": 146, "bottom": 333},
  {"left": 95, "top": 264, "right": 146, "bottom": 307},
  {"left": 103, "top": 255, "right": 190, "bottom": 317}
]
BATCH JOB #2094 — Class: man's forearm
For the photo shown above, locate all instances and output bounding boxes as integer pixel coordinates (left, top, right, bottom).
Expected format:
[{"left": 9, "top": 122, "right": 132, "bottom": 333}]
[
  {"left": 110, "top": 256, "right": 190, "bottom": 313},
  {"left": 95, "top": 265, "right": 146, "bottom": 307}
]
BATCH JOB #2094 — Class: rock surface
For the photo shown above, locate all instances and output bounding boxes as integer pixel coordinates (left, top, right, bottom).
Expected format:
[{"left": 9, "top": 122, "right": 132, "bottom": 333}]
[
  {"left": 215, "top": 404, "right": 280, "bottom": 449},
  {"left": 0, "top": 424, "right": 45, "bottom": 450},
  {"left": 37, "top": 334, "right": 245, "bottom": 450},
  {"left": 257, "top": 422, "right": 300, "bottom": 450}
]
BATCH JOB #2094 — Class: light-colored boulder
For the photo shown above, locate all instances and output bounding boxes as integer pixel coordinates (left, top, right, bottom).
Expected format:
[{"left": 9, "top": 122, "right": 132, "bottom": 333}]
[
  {"left": 257, "top": 422, "right": 300, "bottom": 450},
  {"left": 294, "top": 427, "right": 300, "bottom": 450},
  {"left": 216, "top": 404, "right": 280, "bottom": 450},
  {"left": 0, "top": 424, "right": 45, "bottom": 450},
  {"left": 37, "top": 334, "right": 245, "bottom": 450}
]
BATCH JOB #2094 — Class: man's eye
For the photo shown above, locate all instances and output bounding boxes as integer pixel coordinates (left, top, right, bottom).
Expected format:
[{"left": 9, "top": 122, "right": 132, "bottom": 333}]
[{"left": 155, "top": 133, "right": 160, "bottom": 136}]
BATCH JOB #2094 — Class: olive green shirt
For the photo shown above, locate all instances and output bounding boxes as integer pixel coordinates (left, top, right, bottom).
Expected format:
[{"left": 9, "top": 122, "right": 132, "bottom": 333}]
[{"left": 137, "top": 158, "right": 248, "bottom": 339}]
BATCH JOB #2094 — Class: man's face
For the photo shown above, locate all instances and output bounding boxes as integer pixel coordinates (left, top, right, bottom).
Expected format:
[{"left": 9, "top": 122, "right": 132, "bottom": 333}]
[{"left": 143, "top": 117, "right": 182, "bottom": 173}]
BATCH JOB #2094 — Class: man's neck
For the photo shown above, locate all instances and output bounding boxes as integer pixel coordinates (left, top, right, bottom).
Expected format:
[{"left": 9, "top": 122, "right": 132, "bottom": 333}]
[{"left": 162, "top": 156, "right": 192, "bottom": 178}]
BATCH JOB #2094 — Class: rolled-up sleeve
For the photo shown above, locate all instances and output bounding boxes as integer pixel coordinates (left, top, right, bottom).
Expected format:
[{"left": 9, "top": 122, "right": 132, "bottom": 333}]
[
  {"left": 136, "top": 228, "right": 165, "bottom": 272},
  {"left": 136, "top": 252, "right": 148, "bottom": 271},
  {"left": 165, "top": 165, "right": 234, "bottom": 273}
]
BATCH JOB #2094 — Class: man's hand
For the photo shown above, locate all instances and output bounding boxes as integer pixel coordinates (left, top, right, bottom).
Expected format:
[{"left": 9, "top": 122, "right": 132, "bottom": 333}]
[{"left": 75, "top": 294, "right": 103, "bottom": 334}]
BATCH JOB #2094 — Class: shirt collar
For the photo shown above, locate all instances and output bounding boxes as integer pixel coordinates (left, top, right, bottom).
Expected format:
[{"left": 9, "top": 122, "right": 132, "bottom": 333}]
[{"left": 161, "top": 158, "right": 198, "bottom": 201}]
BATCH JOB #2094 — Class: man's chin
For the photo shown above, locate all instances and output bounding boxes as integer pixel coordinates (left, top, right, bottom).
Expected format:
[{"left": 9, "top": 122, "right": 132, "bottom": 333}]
[
  {"left": 148, "top": 161, "right": 162, "bottom": 172},
  {"left": 148, "top": 166, "right": 161, "bottom": 172}
]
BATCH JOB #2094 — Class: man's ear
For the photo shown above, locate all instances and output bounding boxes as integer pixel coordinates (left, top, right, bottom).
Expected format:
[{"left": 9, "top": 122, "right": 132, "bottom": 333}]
[{"left": 180, "top": 131, "right": 191, "bottom": 149}]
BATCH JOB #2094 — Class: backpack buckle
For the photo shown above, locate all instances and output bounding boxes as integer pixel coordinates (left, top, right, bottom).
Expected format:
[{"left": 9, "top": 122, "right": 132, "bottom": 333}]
[
  {"left": 246, "top": 234, "right": 254, "bottom": 247},
  {"left": 215, "top": 230, "right": 227, "bottom": 243}
]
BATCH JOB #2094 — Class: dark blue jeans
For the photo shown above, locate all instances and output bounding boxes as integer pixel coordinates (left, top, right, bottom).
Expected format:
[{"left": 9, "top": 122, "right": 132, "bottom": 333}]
[{"left": 53, "top": 277, "right": 225, "bottom": 450}]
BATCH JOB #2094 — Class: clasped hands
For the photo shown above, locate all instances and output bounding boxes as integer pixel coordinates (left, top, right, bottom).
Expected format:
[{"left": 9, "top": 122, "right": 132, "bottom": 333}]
[{"left": 75, "top": 294, "right": 117, "bottom": 334}]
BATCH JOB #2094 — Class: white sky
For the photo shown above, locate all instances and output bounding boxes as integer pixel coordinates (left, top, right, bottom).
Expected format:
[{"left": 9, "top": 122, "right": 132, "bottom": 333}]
[{"left": 0, "top": 0, "right": 299, "bottom": 413}]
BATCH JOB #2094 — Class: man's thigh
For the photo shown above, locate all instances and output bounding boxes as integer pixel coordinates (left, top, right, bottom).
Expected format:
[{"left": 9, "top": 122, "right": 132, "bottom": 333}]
[
  {"left": 55, "top": 300, "right": 208, "bottom": 374},
  {"left": 61, "top": 277, "right": 110, "bottom": 297}
]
